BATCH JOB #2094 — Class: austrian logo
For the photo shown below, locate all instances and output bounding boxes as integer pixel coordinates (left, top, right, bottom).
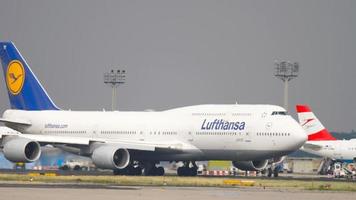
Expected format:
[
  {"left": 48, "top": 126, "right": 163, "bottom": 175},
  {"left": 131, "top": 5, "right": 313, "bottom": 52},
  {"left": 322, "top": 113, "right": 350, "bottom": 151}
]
[{"left": 6, "top": 60, "right": 25, "bottom": 95}]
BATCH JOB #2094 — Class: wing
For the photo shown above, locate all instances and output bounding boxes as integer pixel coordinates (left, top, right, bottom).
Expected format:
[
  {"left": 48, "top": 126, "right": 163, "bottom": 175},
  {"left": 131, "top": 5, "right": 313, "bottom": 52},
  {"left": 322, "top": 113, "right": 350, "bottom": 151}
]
[
  {"left": 0, "top": 132, "right": 194, "bottom": 153},
  {"left": 0, "top": 118, "right": 32, "bottom": 126}
]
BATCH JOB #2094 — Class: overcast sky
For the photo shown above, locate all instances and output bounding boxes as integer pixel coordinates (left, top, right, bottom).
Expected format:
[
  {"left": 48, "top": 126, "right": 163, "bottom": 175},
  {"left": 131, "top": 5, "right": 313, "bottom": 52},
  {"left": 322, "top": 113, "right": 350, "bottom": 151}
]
[{"left": 0, "top": 0, "right": 355, "bottom": 132}]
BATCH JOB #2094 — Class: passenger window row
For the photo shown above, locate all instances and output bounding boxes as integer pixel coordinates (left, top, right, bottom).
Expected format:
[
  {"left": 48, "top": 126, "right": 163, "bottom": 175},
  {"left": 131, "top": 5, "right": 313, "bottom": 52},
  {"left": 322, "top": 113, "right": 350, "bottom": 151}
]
[
  {"left": 101, "top": 131, "right": 136, "bottom": 134},
  {"left": 192, "top": 113, "right": 226, "bottom": 116},
  {"left": 150, "top": 131, "right": 177, "bottom": 135},
  {"left": 43, "top": 130, "right": 87, "bottom": 134},
  {"left": 232, "top": 113, "right": 252, "bottom": 116},
  {"left": 196, "top": 132, "right": 241, "bottom": 136},
  {"left": 257, "top": 132, "right": 290, "bottom": 136}
]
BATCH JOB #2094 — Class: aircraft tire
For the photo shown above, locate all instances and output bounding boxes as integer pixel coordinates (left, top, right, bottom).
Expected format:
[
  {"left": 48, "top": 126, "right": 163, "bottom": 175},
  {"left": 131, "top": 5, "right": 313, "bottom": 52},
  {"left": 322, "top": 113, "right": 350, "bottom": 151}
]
[
  {"left": 177, "top": 167, "right": 186, "bottom": 176},
  {"left": 267, "top": 168, "right": 273, "bottom": 177},
  {"left": 273, "top": 168, "right": 279, "bottom": 177},
  {"left": 156, "top": 167, "right": 165, "bottom": 176},
  {"left": 133, "top": 166, "right": 143, "bottom": 175},
  {"left": 177, "top": 167, "right": 197, "bottom": 176},
  {"left": 189, "top": 167, "right": 198, "bottom": 176}
]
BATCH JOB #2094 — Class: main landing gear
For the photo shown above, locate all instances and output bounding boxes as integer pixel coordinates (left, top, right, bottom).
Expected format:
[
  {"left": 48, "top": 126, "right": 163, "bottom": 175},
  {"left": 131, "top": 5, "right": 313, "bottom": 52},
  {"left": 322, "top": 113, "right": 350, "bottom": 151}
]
[
  {"left": 113, "top": 161, "right": 165, "bottom": 176},
  {"left": 177, "top": 161, "right": 198, "bottom": 176},
  {"left": 267, "top": 165, "right": 279, "bottom": 178},
  {"left": 143, "top": 162, "right": 165, "bottom": 176},
  {"left": 113, "top": 164, "right": 142, "bottom": 176}
]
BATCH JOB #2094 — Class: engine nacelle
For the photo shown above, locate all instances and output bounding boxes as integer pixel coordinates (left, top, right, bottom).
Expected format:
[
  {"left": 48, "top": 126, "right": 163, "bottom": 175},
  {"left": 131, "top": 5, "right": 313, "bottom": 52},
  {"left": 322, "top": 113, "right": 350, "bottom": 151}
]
[
  {"left": 232, "top": 160, "right": 268, "bottom": 171},
  {"left": 91, "top": 145, "right": 130, "bottom": 169},
  {"left": 3, "top": 137, "right": 41, "bottom": 163}
]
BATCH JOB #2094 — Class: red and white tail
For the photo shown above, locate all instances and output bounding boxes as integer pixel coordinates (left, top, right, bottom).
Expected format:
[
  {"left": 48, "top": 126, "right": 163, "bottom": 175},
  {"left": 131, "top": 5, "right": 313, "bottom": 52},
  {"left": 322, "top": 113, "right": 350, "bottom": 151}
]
[{"left": 296, "top": 105, "right": 336, "bottom": 141}]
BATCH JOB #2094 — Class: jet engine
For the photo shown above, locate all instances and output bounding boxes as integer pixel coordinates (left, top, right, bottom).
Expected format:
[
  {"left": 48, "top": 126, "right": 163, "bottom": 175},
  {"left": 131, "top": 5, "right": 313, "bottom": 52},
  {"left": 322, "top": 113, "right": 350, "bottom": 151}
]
[
  {"left": 91, "top": 145, "right": 130, "bottom": 169},
  {"left": 232, "top": 160, "right": 268, "bottom": 171},
  {"left": 3, "top": 137, "right": 41, "bottom": 162}
]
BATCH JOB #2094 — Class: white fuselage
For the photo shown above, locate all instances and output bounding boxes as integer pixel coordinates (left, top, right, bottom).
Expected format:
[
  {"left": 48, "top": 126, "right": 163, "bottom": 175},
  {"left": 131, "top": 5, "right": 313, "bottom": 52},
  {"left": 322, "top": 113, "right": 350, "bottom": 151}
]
[
  {"left": 3, "top": 104, "right": 306, "bottom": 161},
  {"left": 302, "top": 140, "right": 356, "bottom": 162}
]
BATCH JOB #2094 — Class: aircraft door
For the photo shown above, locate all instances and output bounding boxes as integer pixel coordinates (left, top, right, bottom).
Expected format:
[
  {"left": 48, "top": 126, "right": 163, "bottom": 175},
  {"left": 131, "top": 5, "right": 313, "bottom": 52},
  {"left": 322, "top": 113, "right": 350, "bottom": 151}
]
[
  {"left": 92, "top": 124, "right": 99, "bottom": 138},
  {"left": 265, "top": 122, "right": 276, "bottom": 146},
  {"left": 187, "top": 131, "right": 194, "bottom": 142},
  {"left": 139, "top": 130, "right": 145, "bottom": 141}
]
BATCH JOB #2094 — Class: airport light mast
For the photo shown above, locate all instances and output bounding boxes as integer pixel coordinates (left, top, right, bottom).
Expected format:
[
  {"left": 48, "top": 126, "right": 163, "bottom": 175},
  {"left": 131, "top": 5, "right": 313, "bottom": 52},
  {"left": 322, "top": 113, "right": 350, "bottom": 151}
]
[
  {"left": 104, "top": 69, "right": 126, "bottom": 111},
  {"left": 274, "top": 61, "right": 299, "bottom": 112}
]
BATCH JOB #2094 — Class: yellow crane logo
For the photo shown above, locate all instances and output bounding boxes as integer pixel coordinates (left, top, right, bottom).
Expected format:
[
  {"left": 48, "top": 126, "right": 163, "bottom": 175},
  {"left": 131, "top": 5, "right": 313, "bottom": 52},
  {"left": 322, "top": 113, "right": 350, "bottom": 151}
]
[{"left": 6, "top": 60, "right": 25, "bottom": 95}]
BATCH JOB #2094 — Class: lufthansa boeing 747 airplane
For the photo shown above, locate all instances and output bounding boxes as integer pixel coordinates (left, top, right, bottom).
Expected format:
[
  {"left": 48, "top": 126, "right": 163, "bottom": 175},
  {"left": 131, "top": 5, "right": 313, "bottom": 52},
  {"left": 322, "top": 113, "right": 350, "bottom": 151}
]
[{"left": 0, "top": 42, "right": 306, "bottom": 176}]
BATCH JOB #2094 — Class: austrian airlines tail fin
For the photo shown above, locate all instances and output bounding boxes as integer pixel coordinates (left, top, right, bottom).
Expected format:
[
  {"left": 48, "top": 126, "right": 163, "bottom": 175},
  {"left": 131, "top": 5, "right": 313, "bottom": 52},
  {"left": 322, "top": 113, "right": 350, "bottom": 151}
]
[
  {"left": 296, "top": 105, "right": 336, "bottom": 141},
  {"left": 0, "top": 42, "right": 59, "bottom": 110}
]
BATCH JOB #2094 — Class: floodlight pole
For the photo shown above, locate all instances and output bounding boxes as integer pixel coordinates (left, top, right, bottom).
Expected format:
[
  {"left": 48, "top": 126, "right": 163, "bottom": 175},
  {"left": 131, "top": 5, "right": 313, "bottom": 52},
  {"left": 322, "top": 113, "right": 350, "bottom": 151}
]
[
  {"left": 274, "top": 61, "right": 299, "bottom": 112},
  {"left": 104, "top": 69, "right": 126, "bottom": 111},
  {"left": 111, "top": 85, "right": 117, "bottom": 111},
  {"left": 284, "top": 80, "right": 289, "bottom": 111}
]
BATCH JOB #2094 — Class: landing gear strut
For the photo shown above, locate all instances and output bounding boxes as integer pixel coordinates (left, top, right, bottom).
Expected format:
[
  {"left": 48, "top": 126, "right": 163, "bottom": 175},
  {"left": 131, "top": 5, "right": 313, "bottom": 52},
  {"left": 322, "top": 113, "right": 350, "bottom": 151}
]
[{"left": 177, "top": 161, "right": 198, "bottom": 176}]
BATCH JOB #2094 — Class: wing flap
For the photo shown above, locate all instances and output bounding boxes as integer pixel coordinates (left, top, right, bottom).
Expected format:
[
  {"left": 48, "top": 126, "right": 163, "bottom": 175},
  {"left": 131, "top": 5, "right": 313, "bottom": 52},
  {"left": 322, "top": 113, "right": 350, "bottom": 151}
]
[{"left": 102, "top": 139, "right": 187, "bottom": 152}]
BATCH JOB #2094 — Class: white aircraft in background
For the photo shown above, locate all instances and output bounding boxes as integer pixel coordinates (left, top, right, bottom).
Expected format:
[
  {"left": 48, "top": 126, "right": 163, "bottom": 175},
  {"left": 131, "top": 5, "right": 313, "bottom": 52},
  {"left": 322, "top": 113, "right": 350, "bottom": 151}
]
[
  {"left": 0, "top": 41, "right": 306, "bottom": 176},
  {"left": 296, "top": 105, "right": 356, "bottom": 163}
]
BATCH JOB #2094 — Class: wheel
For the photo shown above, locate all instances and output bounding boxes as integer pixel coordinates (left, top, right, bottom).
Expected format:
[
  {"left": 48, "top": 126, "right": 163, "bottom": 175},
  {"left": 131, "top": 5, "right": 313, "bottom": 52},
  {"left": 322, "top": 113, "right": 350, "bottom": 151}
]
[
  {"left": 118, "top": 166, "right": 142, "bottom": 176},
  {"left": 273, "top": 168, "right": 279, "bottom": 177},
  {"left": 61, "top": 165, "right": 69, "bottom": 170},
  {"left": 143, "top": 162, "right": 156, "bottom": 176},
  {"left": 267, "top": 168, "right": 273, "bottom": 177},
  {"left": 156, "top": 167, "right": 165, "bottom": 176},
  {"left": 73, "top": 165, "right": 81, "bottom": 171},
  {"left": 133, "top": 166, "right": 143, "bottom": 176},
  {"left": 177, "top": 167, "right": 186, "bottom": 176},
  {"left": 144, "top": 167, "right": 157, "bottom": 176},
  {"left": 178, "top": 167, "right": 196, "bottom": 176},
  {"left": 189, "top": 167, "right": 198, "bottom": 176}
]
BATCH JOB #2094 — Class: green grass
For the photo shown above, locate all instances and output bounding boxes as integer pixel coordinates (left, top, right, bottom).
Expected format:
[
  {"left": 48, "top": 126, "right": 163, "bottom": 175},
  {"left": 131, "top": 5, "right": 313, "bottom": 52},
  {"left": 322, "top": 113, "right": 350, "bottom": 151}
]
[{"left": 0, "top": 174, "right": 355, "bottom": 191}]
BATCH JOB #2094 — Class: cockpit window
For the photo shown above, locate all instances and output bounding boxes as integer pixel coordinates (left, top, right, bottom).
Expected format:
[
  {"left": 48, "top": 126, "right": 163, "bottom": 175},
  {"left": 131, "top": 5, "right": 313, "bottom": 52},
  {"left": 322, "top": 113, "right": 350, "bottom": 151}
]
[{"left": 271, "top": 111, "right": 287, "bottom": 115}]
